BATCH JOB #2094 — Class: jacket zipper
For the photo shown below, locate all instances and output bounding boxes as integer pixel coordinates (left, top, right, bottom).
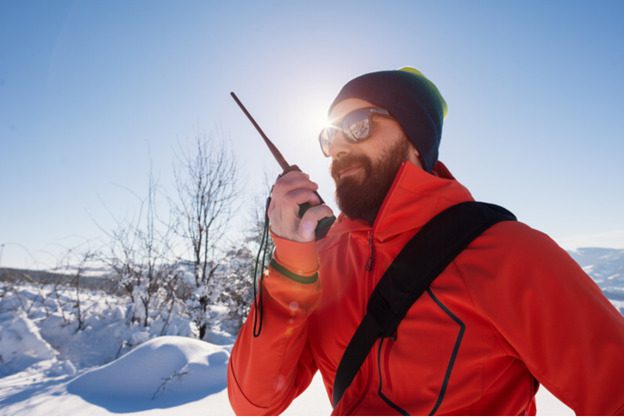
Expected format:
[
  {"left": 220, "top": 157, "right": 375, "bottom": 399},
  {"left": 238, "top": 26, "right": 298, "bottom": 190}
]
[
  {"left": 345, "top": 231, "right": 376, "bottom": 414},
  {"left": 366, "top": 231, "right": 376, "bottom": 272}
]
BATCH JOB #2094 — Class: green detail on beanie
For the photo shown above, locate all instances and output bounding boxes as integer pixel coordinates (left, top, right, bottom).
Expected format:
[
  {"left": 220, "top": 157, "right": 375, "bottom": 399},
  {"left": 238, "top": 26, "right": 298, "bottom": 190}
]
[
  {"left": 399, "top": 66, "right": 425, "bottom": 77},
  {"left": 399, "top": 66, "right": 448, "bottom": 119}
]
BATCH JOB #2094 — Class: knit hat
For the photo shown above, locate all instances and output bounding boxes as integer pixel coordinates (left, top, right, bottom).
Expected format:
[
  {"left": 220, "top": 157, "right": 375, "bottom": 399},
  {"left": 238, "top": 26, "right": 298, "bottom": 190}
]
[{"left": 329, "top": 67, "right": 447, "bottom": 172}]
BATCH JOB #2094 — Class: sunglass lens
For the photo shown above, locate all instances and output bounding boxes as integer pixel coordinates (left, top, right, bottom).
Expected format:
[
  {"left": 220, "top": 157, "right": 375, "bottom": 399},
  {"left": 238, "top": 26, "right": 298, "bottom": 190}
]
[
  {"left": 346, "top": 116, "right": 370, "bottom": 141},
  {"left": 319, "top": 127, "right": 336, "bottom": 156},
  {"left": 319, "top": 108, "right": 379, "bottom": 156}
]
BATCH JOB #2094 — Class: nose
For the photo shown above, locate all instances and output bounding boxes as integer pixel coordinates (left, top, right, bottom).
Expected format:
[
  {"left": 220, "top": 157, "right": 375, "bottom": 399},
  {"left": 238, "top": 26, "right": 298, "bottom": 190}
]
[{"left": 327, "top": 131, "right": 352, "bottom": 160}]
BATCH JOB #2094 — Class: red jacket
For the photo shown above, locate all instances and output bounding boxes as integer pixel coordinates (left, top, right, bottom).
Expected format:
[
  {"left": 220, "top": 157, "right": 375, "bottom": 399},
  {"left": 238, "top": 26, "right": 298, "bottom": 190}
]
[{"left": 228, "top": 161, "right": 624, "bottom": 415}]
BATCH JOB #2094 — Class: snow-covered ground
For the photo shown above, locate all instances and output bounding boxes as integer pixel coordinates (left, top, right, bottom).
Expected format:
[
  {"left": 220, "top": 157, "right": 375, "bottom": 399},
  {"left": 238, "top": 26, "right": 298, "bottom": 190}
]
[
  {"left": 1, "top": 248, "right": 622, "bottom": 415},
  {"left": 0, "top": 281, "right": 332, "bottom": 416},
  {"left": 0, "top": 334, "right": 569, "bottom": 416}
]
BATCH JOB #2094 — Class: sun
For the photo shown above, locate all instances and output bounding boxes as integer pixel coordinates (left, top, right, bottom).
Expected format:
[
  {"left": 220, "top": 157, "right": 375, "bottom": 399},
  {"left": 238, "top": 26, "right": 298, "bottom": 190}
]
[{"left": 300, "top": 92, "right": 333, "bottom": 141}]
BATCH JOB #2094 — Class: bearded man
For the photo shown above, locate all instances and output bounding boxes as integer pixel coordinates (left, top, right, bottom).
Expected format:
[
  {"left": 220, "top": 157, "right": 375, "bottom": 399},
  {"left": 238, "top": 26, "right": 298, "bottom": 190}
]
[{"left": 227, "top": 68, "right": 624, "bottom": 415}]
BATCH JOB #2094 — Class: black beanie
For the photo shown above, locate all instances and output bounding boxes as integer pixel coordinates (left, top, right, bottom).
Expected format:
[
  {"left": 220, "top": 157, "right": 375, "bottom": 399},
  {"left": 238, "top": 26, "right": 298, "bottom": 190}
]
[{"left": 329, "top": 67, "right": 447, "bottom": 172}]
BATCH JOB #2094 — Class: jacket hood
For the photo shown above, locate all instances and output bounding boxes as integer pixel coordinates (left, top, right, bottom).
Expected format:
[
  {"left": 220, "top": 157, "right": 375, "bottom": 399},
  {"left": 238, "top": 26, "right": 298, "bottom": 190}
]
[{"left": 324, "top": 160, "right": 474, "bottom": 244}]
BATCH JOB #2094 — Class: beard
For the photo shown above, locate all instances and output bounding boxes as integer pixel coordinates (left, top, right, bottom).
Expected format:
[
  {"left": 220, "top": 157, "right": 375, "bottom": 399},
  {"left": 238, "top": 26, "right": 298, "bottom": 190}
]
[{"left": 331, "top": 139, "right": 410, "bottom": 225}]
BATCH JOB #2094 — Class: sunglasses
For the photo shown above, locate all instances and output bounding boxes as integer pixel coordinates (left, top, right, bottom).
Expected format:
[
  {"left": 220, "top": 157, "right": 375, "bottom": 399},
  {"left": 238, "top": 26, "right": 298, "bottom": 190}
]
[{"left": 318, "top": 107, "right": 391, "bottom": 157}]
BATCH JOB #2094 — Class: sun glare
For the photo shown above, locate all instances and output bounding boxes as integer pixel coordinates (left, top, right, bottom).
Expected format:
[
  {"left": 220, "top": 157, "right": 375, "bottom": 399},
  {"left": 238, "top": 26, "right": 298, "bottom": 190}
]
[
  {"left": 278, "top": 88, "right": 336, "bottom": 164},
  {"left": 301, "top": 93, "right": 333, "bottom": 140},
  {"left": 307, "top": 108, "right": 331, "bottom": 138}
]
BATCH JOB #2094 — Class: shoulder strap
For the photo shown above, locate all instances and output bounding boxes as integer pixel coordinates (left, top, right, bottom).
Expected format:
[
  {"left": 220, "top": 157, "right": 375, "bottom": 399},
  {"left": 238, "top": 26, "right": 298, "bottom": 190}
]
[{"left": 332, "top": 201, "right": 516, "bottom": 407}]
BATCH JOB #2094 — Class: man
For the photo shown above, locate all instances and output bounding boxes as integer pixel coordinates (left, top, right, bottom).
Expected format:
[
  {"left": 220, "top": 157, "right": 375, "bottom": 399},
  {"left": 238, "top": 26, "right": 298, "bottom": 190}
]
[{"left": 228, "top": 68, "right": 624, "bottom": 415}]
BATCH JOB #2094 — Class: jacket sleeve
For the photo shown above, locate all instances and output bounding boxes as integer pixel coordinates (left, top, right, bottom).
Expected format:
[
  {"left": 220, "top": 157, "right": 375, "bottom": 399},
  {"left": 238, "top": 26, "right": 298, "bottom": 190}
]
[
  {"left": 227, "top": 233, "right": 321, "bottom": 415},
  {"left": 461, "top": 221, "right": 624, "bottom": 415}
]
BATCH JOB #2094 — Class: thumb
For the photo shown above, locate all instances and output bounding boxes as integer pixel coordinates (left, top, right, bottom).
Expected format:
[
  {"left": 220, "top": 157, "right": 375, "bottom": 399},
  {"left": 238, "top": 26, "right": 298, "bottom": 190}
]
[{"left": 299, "top": 219, "right": 316, "bottom": 242}]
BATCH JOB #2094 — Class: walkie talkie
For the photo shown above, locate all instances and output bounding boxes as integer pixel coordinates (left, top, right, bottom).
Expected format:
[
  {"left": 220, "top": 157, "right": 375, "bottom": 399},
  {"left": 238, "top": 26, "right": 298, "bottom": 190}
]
[{"left": 230, "top": 92, "right": 335, "bottom": 240}]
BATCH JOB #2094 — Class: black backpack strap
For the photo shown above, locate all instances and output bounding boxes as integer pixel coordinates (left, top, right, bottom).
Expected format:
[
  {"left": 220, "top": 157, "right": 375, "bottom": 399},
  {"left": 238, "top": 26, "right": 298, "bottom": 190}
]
[{"left": 332, "top": 202, "right": 516, "bottom": 408}]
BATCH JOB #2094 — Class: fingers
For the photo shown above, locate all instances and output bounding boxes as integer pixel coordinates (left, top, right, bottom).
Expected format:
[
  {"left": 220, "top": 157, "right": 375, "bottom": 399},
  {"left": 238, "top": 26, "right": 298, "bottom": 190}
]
[
  {"left": 298, "top": 204, "right": 335, "bottom": 241},
  {"left": 288, "top": 189, "right": 321, "bottom": 212},
  {"left": 270, "top": 171, "right": 320, "bottom": 218},
  {"left": 271, "top": 171, "right": 318, "bottom": 200},
  {"left": 268, "top": 170, "right": 334, "bottom": 242}
]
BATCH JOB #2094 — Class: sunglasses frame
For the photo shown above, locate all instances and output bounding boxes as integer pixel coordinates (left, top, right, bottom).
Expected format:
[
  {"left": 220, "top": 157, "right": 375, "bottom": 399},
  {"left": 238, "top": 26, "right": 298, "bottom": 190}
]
[{"left": 318, "top": 107, "right": 391, "bottom": 157}]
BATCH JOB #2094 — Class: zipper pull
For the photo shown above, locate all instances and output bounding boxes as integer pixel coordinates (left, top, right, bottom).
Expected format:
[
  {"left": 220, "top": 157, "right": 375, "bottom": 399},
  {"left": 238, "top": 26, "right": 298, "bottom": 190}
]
[{"left": 366, "top": 232, "right": 376, "bottom": 272}]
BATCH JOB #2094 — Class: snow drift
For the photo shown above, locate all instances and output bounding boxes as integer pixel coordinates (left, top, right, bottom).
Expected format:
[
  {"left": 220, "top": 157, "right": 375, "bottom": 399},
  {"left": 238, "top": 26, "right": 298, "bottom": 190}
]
[
  {"left": 66, "top": 336, "right": 229, "bottom": 413},
  {"left": 0, "top": 311, "right": 57, "bottom": 377}
]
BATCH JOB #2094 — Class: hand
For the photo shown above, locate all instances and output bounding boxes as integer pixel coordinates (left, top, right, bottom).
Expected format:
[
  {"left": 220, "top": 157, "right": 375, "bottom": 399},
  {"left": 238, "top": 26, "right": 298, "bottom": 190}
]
[{"left": 268, "top": 170, "right": 334, "bottom": 242}]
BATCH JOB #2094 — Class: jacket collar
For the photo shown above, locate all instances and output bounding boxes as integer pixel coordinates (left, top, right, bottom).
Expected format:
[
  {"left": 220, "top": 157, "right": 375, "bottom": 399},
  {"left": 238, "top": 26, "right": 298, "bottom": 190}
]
[{"left": 326, "top": 160, "right": 474, "bottom": 243}]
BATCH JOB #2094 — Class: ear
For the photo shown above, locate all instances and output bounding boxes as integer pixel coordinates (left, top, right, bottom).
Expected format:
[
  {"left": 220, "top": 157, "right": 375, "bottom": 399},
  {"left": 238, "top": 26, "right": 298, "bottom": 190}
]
[{"left": 407, "top": 145, "right": 423, "bottom": 168}]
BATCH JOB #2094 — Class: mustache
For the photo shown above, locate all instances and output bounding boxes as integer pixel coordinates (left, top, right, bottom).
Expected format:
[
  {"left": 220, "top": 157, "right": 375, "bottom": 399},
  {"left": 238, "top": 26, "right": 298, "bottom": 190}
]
[{"left": 331, "top": 154, "right": 371, "bottom": 180}]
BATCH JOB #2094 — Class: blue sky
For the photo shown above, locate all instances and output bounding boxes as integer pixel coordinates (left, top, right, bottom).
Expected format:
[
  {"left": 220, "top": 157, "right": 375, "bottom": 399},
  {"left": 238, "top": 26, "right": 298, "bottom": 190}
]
[{"left": 1, "top": 0, "right": 623, "bottom": 268}]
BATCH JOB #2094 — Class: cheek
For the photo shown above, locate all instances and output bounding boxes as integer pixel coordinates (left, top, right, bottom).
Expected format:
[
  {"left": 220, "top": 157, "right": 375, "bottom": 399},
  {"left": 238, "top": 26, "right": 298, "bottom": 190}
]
[{"left": 370, "top": 135, "right": 405, "bottom": 160}]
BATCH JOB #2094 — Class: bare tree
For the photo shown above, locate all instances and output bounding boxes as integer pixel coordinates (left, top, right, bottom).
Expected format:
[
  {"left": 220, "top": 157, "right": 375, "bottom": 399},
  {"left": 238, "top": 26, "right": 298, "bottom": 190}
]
[
  {"left": 103, "top": 166, "right": 179, "bottom": 328},
  {"left": 54, "top": 246, "right": 99, "bottom": 331},
  {"left": 73, "top": 251, "right": 97, "bottom": 331},
  {"left": 173, "top": 132, "right": 240, "bottom": 339},
  {"left": 133, "top": 170, "right": 177, "bottom": 327},
  {"left": 246, "top": 178, "right": 275, "bottom": 254},
  {"left": 51, "top": 278, "right": 70, "bottom": 324},
  {"left": 6, "top": 272, "right": 38, "bottom": 315}
]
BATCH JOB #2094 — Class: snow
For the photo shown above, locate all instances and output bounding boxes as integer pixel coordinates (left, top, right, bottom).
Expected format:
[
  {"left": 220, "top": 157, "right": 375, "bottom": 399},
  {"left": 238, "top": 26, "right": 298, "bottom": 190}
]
[
  {"left": 67, "top": 337, "right": 228, "bottom": 413},
  {"left": 2, "top": 247, "right": 622, "bottom": 416},
  {"left": 0, "top": 337, "right": 568, "bottom": 416},
  {"left": 0, "top": 336, "right": 234, "bottom": 416},
  {"left": 0, "top": 311, "right": 56, "bottom": 377},
  {"left": 0, "top": 328, "right": 328, "bottom": 416},
  {"left": 0, "top": 306, "right": 576, "bottom": 417},
  {"left": 0, "top": 281, "right": 330, "bottom": 416}
]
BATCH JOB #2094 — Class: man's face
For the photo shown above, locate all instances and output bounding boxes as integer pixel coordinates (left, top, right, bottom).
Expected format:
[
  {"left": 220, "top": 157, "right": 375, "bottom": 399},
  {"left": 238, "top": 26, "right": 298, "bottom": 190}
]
[{"left": 327, "top": 98, "right": 422, "bottom": 224}]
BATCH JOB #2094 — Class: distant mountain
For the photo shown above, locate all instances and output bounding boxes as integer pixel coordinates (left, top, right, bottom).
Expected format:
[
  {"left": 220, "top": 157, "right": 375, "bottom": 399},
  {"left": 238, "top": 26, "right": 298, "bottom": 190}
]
[
  {"left": 567, "top": 247, "right": 624, "bottom": 303},
  {"left": 0, "top": 267, "right": 120, "bottom": 294}
]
